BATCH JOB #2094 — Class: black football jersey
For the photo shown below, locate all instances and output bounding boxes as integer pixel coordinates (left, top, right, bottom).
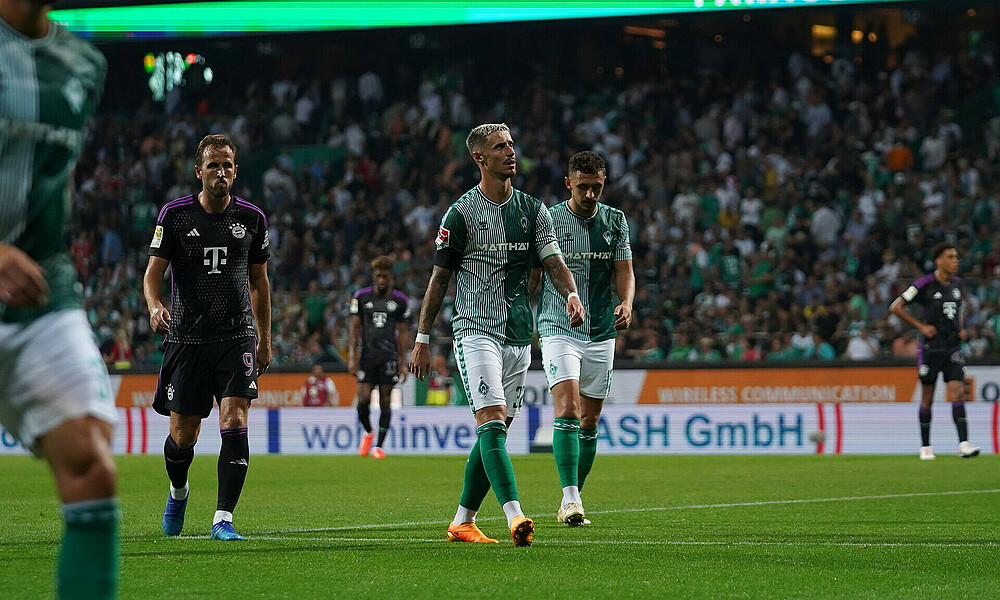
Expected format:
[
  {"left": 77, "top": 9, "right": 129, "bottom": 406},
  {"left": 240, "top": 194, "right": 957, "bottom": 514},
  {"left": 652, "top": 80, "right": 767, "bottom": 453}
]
[
  {"left": 148, "top": 194, "right": 269, "bottom": 344},
  {"left": 349, "top": 287, "right": 411, "bottom": 363},
  {"left": 900, "top": 273, "right": 963, "bottom": 352}
]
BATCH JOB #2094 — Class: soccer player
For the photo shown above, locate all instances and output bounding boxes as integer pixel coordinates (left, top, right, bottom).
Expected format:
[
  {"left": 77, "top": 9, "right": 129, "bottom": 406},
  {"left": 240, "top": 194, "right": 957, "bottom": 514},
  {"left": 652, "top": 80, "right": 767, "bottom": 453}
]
[
  {"left": 530, "top": 151, "right": 634, "bottom": 526},
  {"left": 348, "top": 255, "right": 411, "bottom": 458},
  {"left": 302, "top": 362, "right": 336, "bottom": 407},
  {"left": 0, "top": 1, "right": 119, "bottom": 597},
  {"left": 409, "top": 123, "right": 585, "bottom": 547},
  {"left": 890, "top": 242, "right": 980, "bottom": 460},
  {"left": 143, "top": 134, "right": 271, "bottom": 540}
]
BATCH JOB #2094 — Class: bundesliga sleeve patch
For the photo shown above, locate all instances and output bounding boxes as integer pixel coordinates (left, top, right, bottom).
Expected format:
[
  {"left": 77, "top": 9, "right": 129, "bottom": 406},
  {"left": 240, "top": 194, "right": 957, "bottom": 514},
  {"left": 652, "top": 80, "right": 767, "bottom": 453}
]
[
  {"left": 150, "top": 225, "right": 164, "bottom": 249},
  {"left": 349, "top": 298, "right": 359, "bottom": 314},
  {"left": 901, "top": 286, "right": 918, "bottom": 302},
  {"left": 436, "top": 226, "right": 451, "bottom": 249}
]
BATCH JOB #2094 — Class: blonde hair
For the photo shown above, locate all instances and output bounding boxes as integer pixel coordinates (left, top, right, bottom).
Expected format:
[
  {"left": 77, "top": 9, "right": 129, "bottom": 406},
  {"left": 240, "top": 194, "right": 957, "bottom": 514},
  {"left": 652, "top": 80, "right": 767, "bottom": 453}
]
[{"left": 465, "top": 123, "right": 510, "bottom": 157}]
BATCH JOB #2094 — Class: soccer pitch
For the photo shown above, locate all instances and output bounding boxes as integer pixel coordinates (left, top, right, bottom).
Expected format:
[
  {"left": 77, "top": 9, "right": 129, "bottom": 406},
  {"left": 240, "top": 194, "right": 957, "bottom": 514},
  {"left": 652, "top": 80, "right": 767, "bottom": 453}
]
[{"left": 3, "top": 454, "right": 999, "bottom": 599}]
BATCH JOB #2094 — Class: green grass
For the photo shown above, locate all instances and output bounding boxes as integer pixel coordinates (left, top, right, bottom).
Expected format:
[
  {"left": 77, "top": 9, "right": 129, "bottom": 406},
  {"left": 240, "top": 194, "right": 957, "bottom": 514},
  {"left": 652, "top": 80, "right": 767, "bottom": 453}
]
[{"left": 2, "top": 454, "right": 999, "bottom": 599}]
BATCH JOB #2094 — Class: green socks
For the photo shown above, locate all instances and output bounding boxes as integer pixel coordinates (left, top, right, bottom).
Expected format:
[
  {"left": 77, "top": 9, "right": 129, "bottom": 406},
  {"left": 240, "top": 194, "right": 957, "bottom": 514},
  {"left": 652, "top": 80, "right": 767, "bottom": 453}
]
[
  {"left": 477, "top": 420, "right": 519, "bottom": 506},
  {"left": 578, "top": 427, "right": 599, "bottom": 491},
  {"left": 553, "top": 417, "right": 581, "bottom": 488},
  {"left": 58, "top": 498, "right": 120, "bottom": 600},
  {"left": 459, "top": 436, "right": 491, "bottom": 511}
]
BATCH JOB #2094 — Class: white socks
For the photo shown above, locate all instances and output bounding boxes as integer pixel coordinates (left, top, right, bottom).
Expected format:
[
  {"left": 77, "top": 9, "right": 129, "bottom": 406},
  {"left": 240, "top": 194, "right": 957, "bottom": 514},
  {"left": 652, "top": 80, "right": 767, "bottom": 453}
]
[
  {"left": 170, "top": 483, "right": 189, "bottom": 501},
  {"left": 452, "top": 506, "right": 477, "bottom": 526},
  {"left": 502, "top": 501, "right": 523, "bottom": 527},
  {"left": 562, "top": 485, "right": 582, "bottom": 505},
  {"left": 213, "top": 510, "right": 233, "bottom": 525}
]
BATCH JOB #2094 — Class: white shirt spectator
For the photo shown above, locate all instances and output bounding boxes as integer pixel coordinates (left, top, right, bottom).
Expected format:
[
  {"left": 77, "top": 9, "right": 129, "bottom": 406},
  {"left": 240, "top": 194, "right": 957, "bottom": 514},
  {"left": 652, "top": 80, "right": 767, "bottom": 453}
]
[
  {"left": 919, "top": 133, "right": 947, "bottom": 171},
  {"left": 845, "top": 332, "right": 879, "bottom": 360},
  {"left": 672, "top": 190, "right": 699, "bottom": 228},
  {"left": 358, "top": 71, "right": 383, "bottom": 105},
  {"left": 858, "top": 187, "right": 885, "bottom": 226},
  {"left": 294, "top": 94, "right": 315, "bottom": 126},
  {"left": 810, "top": 205, "right": 840, "bottom": 246},
  {"left": 740, "top": 194, "right": 764, "bottom": 228}
]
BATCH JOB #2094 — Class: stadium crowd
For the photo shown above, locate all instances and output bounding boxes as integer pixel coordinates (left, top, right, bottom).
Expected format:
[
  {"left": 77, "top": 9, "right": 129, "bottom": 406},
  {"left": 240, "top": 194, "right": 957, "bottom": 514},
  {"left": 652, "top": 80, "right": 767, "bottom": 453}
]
[{"left": 72, "top": 33, "right": 1000, "bottom": 368}]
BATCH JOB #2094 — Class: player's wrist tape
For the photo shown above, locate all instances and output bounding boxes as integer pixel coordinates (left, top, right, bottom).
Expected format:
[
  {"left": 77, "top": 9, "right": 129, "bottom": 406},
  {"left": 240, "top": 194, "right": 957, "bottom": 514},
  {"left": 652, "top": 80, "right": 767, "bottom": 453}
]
[
  {"left": 415, "top": 333, "right": 430, "bottom": 344},
  {"left": 567, "top": 292, "right": 580, "bottom": 301}
]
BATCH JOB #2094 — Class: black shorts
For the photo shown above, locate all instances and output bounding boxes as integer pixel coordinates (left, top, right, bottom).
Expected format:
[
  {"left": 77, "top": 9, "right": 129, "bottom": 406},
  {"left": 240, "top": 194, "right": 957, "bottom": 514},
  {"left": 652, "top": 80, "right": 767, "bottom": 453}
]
[
  {"left": 358, "top": 357, "right": 399, "bottom": 386},
  {"left": 918, "top": 348, "right": 966, "bottom": 386},
  {"left": 153, "top": 337, "right": 259, "bottom": 418}
]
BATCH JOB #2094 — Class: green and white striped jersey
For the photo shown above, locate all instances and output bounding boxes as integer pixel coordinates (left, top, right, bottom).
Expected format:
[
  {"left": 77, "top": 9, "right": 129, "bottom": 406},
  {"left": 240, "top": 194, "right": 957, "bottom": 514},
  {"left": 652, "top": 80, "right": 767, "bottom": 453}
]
[
  {"left": 0, "top": 19, "right": 106, "bottom": 323},
  {"left": 436, "top": 186, "right": 560, "bottom": 346},
  {"left": 537, "top": 201, "right": 632, "bottom": 341}
]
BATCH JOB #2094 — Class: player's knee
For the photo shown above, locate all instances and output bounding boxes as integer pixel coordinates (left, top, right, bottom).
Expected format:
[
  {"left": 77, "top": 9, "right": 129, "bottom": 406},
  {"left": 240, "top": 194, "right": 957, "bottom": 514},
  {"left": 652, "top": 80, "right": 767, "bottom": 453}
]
[
  {"left": 476, "top": 405, "right": 506, "bottom": 425},
  {"left": 170, "top": 427, "right": 199, "bottom": 448},
  {"left": 219, "top": 414, "right": 246, "bottom": 429},
  {"left": 580, "top": 415, "right": 599, "bottom": 430},
  {"left": 555, "top": 403, "right": 581, "bottom": 420},
  {"left": 58, "top": 448, "right": 117, "bottom": 501}
]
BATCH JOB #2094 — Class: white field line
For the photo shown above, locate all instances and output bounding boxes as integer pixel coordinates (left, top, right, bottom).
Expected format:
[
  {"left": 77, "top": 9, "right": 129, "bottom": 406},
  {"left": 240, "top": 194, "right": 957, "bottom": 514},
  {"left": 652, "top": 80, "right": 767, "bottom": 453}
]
[{"left": 253, "top": 488, "right": 1000, "bottom": 535}]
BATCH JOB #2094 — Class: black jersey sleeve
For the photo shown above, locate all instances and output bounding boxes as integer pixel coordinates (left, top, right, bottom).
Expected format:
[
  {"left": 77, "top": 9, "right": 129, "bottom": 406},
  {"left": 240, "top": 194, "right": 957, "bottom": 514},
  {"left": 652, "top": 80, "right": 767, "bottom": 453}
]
[
  {"left": 248, "top": 211, "right": 270, "bottom": 264},
  {"left": 148, "top": 210, "right": 177, "bottom": 259}
]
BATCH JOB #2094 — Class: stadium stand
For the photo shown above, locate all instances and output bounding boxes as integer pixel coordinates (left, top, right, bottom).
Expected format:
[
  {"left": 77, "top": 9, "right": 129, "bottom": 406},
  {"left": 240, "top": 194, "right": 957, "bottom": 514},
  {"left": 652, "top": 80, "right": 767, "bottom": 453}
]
[{"left": 70, "top": 18, "right": 1000, "bottom": 368}]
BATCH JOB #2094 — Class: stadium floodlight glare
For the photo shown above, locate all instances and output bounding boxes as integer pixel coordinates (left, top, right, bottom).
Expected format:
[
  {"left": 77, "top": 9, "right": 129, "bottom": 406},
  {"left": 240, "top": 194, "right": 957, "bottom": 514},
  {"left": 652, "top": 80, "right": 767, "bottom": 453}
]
[{"left": 51, "top": 0, "right": 938, "bottom": 39}]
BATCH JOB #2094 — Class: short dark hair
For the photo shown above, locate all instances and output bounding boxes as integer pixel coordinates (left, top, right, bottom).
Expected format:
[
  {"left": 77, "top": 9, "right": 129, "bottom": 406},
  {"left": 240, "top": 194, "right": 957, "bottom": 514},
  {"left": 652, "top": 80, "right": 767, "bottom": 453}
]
[
  {"left": 370, "top": 255, "right": 393, "bottom": 272},
  {"left": 568, "top": 151, "right": 607, "bottom": 176},
  {"left": 932, "top": 242, "right": 956, "bottom": 260},
  {"left": 195, "top": 134, "right": 237, "bottom": 167}
]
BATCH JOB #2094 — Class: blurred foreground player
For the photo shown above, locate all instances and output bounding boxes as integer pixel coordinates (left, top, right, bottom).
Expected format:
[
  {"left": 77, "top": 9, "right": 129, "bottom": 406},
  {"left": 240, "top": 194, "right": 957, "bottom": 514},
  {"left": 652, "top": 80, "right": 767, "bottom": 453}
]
[
  {"left": 410, "top": 123, "right": 585, "bottom": 546},
  {"left": 890, "top": 243, "right": 979, "bottom": 460},
  {"left": 530, "top": 151, "right": 634, "bottom": 526},
  {"left": 0, "top": 0, "right": 119, "bottom": 596},
  {"left": 349, "top": 255, "right": 411, "bottom": 458},
  {"left": 144, "top": 134, "right": 271, "bottom": 540}
]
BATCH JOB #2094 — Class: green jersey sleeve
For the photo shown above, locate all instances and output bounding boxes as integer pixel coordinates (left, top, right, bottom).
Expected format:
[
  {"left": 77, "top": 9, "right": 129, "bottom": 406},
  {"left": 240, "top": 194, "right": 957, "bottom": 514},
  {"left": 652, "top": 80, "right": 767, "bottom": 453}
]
[
  {"left": 614, "top": 212, "right": 633, "bottom": 262},
  {"left": 534, "top": 202, "right": 561, "bottom": 261}
]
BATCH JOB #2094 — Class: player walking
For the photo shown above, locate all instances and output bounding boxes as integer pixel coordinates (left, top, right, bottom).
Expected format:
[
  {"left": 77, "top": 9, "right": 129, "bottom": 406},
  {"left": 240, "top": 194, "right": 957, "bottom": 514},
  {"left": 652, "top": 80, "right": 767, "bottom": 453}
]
[
  {"left": 144, "top": 134, "right": 271, "bottom": 540},
  {"left": 890, "top": 242, "right": 979, "bottom": 460},
  {"left": 0, "top": 1, "right": 119, "bottom": 595},
  {"left": 531, "top": 151, "right": 634, "bottom": 526},
  {"left": 409, "top": 123, "right": 585, "bottom": 546},
  {"left": 349, "top": 255, "right": 411, "bottom": 458}
]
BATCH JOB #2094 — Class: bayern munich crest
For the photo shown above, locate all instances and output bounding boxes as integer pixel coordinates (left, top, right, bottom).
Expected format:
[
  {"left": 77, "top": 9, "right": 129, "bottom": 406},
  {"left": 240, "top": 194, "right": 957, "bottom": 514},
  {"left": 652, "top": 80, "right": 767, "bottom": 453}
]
[{"left": 231, "top": 223, "right": 246, "bottom": 239}]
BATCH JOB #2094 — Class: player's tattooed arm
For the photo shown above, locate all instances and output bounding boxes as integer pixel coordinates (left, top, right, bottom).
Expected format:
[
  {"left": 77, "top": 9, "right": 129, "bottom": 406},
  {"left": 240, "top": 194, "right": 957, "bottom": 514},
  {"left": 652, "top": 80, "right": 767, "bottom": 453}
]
[
  {"left": 249, "top": 262, "right": 272, "bottom": 374},
  {"left": 144, "top": 255, "right": 171, "bottom": 334},
  {"left": 528, "top": 267, "right": 542, "bottom": 299},
  {"left": 409, "top": 265, "right": 452, "bottom": 380},
  {"left": 541, "top": 254, "right": 585, "bottom": 327}
]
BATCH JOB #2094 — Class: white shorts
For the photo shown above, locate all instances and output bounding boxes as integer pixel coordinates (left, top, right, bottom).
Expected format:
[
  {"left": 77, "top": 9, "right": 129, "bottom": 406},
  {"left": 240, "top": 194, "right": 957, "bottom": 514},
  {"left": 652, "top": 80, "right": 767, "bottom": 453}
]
[
  {"left": 0, "top": 309, "right": 117, "bottom": 455},
  {"left": 453, "top": 334, "right": 530, "bottom": 418},
  {"left": 541, "top": 335, "right": 616, "bottom": 399}
]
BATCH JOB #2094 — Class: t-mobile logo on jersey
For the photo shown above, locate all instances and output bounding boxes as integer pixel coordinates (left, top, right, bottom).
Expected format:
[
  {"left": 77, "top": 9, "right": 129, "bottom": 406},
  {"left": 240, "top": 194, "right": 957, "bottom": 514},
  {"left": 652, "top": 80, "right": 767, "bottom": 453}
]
[
  {"left": 943, "top": 301, "right": 957, "bottom": 320},
  {"left": 204, "top": 247, "right": 228, "bottom": 274}
]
